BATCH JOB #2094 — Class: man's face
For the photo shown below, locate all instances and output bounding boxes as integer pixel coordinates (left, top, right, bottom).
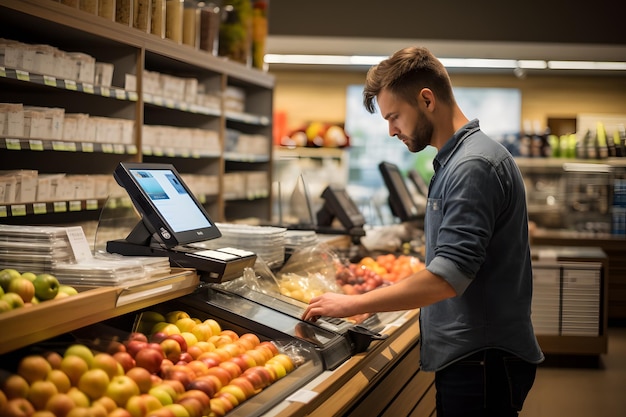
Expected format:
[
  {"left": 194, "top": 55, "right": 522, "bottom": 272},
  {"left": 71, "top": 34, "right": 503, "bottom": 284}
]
[{"left": 377, "top": 88, "right": 433, "bottom": 153}]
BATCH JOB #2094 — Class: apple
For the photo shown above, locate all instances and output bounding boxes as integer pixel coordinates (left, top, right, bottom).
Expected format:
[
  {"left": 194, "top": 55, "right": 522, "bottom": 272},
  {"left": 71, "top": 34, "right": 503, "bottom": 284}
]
[
  {"left": 107, "top": 408, "right": 133, "bottom": 417},
  {"left": 186, "top": 377, "right": 218, "bottom": 398},
  {"left": 229, "top": 354, "right": 254, "bottom": 372},
  {"left": 165, "top": 310, "right": 190, "bottom": 324},
  {"left": 134, "top": 347, "right": 164, "bottom": 375},
  {"left": 209, "top": 396, "right": 233, "bottom": 417},
  {"left": 18, "top": 355, "right": 52, "bottom": 384},
  {"left": 239, "top": 333, "right": 261, "bottom": 347},
  {"left": 42, "top": 351, "right": 63, "bottom": 370},
  {"left": 179, "top": 332, "right": 198, "bottom": 349},
  {"left": 258, "top": 341, "right": 279, "bottom": 356},
  {"left": 77, "top": 368, "right": 110, "bottom": 400},
  {"left": 197, "top": 351, "right": 223, "bottom": 367},
  {"left": 145, "top": 408, "right": 176, "bottom": 417},
  {"left": 216, "top": 386, "right": 244, "bottom": 406},
  {"left": 63, "top": 344, "right": 94, "bottom": 368},
  {"left": 162, "top": 365, "right": 194, "bottom": 388},
  {"left": 174, "top": 317, "right": 197, "bottom": 333},
  {"left": 176, "top": 397, "right": 203, "bottom": 417},
  {"left": 65, "top": 407, "right": 90, "bottom": 417},
  {"left": 177, "top": 352, "right": 193, "bottom": 364},
  {"left": 221, "top": 342, "right": 243, "bottom": 358},
  {"left": 185, "top": 346, "right": 205, "bottom": 361},
  {"left": 113, "top": 351, "right": 135, "bottom": 373},
  {"left": 33, "top": 274, "right": 59, "bottom": 301},
  {"left": 125, "top": 340, "right": 148, "bottom": 358},
  {"left": 202, "top": 319, "right": 221, "bottom": 336},
  {"left": 125, "top": 366, "right": 153, "bottom": 393},
  {"left": 209, "top": 335, "right": 232, "bottom": 349},
  {"left": 205, "top": 366, "right": 232, "bottom": 387},
  {"left": 66, "top": 387, "right": 89, "bottom": 408},
  {"left": 185, "top": 360, "right": 209, "bottom": 378},
  {"left": 89, "top": 404, "right": 108, "bottom": 417},
  {"left": 177, "top": 390, "right": 211, "bottom": 412},
  {"left": 45, "top": 369, "right": 70, "bottom": 394},
  {"left": 219, "top": 360, "right": 242, "bottom": 380},
  {"left": 31, "top": 411, "right": 56, "bottom": 417},
  {"left": 244, "top": 348, "right": 267, "bottom": 366},
  {"left": 268, "top": 353, "right": 295, "bottom": 373},
  {"left": 158, "top": 379, "right": 185, "bottom": 396},
  {"left": 163, "top": 403, "right": 190, "bottom": 417},
  {"left": 229, "top": 376, "right": 257, "bottom": 397},
  {"left": 148, "top": 386, "right": 175, "bottom": 406},
  {"left": 254, "top": 344, "right": 275, "bottom": 363},
  {"left": 91, "top": 352, "right": 119, "bottom": 379},
  {"left": 125, "top": 394, "right": 162, "bottom": 417},
  {"left": 166, "top": 334, "right": 188, "bottom": 353},
  {"left": 106, "top": 340, "right": 126, "bottom": 355},
  {"left": 1, "top": 292, "right": 25, "bottom": 309},
  {"left": 160, "top": 339, "right": 182, "bottom": 363},
  {"left": 242, "top": 366, "right": 272, "bottom": 390},
  {"left": 44, "top": 393, "right": 75, "bottom": 417},
  {"left": 212, "top": 347, "right": 233, "bottom": 363},
  {"left": 105, "top": 375, "right": 140, "bottom": 408},
  {"left": 265, "top": 361, "right": 287, "bottom": 380},
  {"left": 8, "top": 277, "right": 35, "bottom": 303},
  {"left": 0, "top": 299, "right": 12, "bottom": 312},
  {"left": 0, "top": 268, "right": 21, "bottom": 292},
  {"left": 3, "top": 397, "right": 36, "bottom": 417},
  {"left": 57, "top": 285, "right": 78, "bottom": 296},
  {"left": 91, "top": 395, "right": 117, "bottom": 413},
  {"left": 1, "top": 374, "right": 30, "bottom": 399},
  {"left": 21, "top": 272, "right": 37, "bottom": 282},
  {"left": 27, "top": 380, "right": 58, "bottom": 410},
  {"left": 127, "top": 332, "right": 149, "bottom": 343},
  {"left": 150, "top": 331, "right": 169, "bottom": 344},
  {"left": 59, "top": 355, "right": 88, "bottom": 387},
  {"left": 219, "top": 330, "right": 239, "bottom": 342},
  {"left": 190, "top": 323, "right": 213, "bottom": 342}
]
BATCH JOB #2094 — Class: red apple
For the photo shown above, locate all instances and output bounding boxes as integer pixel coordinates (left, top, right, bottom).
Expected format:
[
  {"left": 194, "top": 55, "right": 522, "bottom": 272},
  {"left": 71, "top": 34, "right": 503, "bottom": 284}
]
[
  {"left": 108, "top": 408, "right": 132, "bottom": 417},
  {"left": 126, "top": 340, "right": 148, "bottom": 358},
  {"left": 242, "top": 366, "right": 272, "bottom": 390},
  {"left": 145, "top": 407, "right": 176, "bottom": 417},
  {"left": 125, "top": 367, "right": 153, "bottom": 393},
  {"left": 217, "top": 384, "right": 246, "bottom": 405},
  {"left": 239, "top": 333, "right": 261, "bottom": 348},
  {"left": 219, "top": 360, "right": 242, "bottom": 379},
  {"left": 219, "top": 330, "right": 239, "bottom": 342},
  {"left": 159, "top": 379, "right": 185, "bottom": 396},
  {"left": 177, "top": 391, "right": 211, "bottom": 414},
  {"left": 127, "top": 332, "right": 149, "bottom": 343},
  {"left": 197, "top": 351, "right": 223, "bottom": 367},
  {"left": 113, "top": 351, "right": 136, "bottom": 373},
  {"left": 166, "top": 334, "right": 188, "bottom": 353},
  {"left": 186, "top": 377, "right": 218, "bottom": 398},
  {"left": 228, "top": 376, "right": 256, "bottom": 398},
  {"left": 151, "top": 332, "right": 168, "bottom": 344},
  {"left": 106, "top": 340, "right": 127, "bottom": 355},
  {"left": 177, "top": 352, "right": 193, "bottom": 364},
  {"left": 8, "top": 277, "right": 35, "bottom": 303},
  {"left": 175, "top": 397, "right": 203, "bottom": 417},
  {"left": 43, "top": 351, "right": 63, "bottom": 370},
  {"left": 209, "top": 396, "right": 233, "bottom": 417},
  {"left": 244, "top": 348, "right": 267, "bottom": 366},
  {"left": 134, "top": 347, "right": 164, "bottom": 374},
  {"left": 45, "top": 393, "right": 75, "bottom": 417},
  {"left": 205, "top": 366, "right": 232, "bottom": 387}
]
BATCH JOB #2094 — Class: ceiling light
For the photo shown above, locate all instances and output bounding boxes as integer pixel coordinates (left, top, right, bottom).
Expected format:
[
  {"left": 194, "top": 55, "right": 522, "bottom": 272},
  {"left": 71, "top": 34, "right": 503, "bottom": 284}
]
[{"left": 548, "top": 61, "right": 626, "bottom": 70}]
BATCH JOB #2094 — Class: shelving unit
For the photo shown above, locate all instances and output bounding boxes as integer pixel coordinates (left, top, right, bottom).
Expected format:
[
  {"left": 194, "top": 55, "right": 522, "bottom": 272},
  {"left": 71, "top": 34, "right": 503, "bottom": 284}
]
[{"left": 0, "top": 0, "right": 274, "bottom": 228}]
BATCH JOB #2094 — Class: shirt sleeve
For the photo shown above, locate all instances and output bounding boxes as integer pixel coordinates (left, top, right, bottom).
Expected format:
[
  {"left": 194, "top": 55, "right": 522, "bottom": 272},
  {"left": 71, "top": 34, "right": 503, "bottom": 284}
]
[{"left": 427, "top": 156, "right": 506, "bottom": 296}]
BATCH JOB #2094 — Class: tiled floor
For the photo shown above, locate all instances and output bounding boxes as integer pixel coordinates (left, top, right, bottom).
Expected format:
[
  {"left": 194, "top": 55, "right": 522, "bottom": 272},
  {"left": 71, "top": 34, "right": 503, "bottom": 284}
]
[{"left": 520, "top": 326, "right": 626, "bottom": 416}]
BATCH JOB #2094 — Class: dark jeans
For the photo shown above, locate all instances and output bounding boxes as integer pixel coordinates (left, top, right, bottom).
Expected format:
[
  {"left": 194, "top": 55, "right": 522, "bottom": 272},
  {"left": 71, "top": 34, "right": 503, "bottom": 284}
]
[{"left": 435, "top": 349, "right": 537, "bottom": 417}]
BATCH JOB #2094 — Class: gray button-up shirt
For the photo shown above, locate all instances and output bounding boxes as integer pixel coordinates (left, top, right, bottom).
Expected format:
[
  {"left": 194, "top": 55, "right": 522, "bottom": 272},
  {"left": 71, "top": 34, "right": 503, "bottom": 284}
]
[{"left": 420, "top": 119, "right": 544, "bottom": 371}]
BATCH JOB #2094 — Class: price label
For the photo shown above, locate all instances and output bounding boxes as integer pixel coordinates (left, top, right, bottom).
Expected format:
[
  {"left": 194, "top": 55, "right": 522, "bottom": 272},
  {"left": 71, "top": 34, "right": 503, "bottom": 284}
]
[
  {"left": 64, "top": 79, "right": 77, "bottom": 90},
  {"left": 81, "top": 142, "right": 94, "bottom": 153},
  {"left": 69, "top": 200, "right": 82, "bottom": 211},
  {"left": 86, "top": 199, "right": 98, "bottom": 210},
  {"left": 126, "top": 144, "right": 138, "bottom": 154},
  {"left": 29, "top": 140, "right": 44, "bottom": 151},
  {"left": 115, "top": 89, "right": 126, "bottom": 100},
  {"left": 100, "top": 87, "right": 110, "bottom": 97},
  {"left": 101, "top": 143, "right": 114, "bottom": 153},
  {"left": 113, "top": 144, "right": 125, "bottom": 154},
  {"left": 0, "top": 67, "right": 6, "bottom": 77},
  {"left": 33, "top": 203, "right": 47, "bottom": 214},
  {"left": 65, "top": 142, "right": 77, "bottom": 152},
  {"left": 43, "top": 75, "right": 57, "bottom": 87},
  {"left": 53, "top": 201, "right": 67, "bottom": 212},
  {"left": 52, "top": 141, "right": 66, "bottom": 151},
  {"left": 65, "top": 226, "right": 94, "bottom": 262},
  {"left": 153, "top": 96, "right": 164, "bottom": 106},
  {"left": 82, "top": 83, "right": 94, "bottom": 94},
  {"left": 0, "top": 206, "right": 6, "bottom": 217},
  {"left": 11, "top": 205, "right": 26, "bottom": 216},
  {"left": 127, "top": 91, "right": 138, "bottom": 101},
  {"left": 165, "top": 99, "right": 175, "bottom": 109},
  {"left": 16, "top": 70, "right": 29, "bottom": 81},
  {"left": 5, "top": 138, "right": 21, "bottom": 150}
]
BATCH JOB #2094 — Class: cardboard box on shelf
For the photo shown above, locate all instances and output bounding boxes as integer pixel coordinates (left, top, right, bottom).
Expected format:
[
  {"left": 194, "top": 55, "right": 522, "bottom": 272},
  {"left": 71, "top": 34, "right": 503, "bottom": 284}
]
[
  {"left": 0, "top": 103, "right": 24, "bottom": 137},
  {"left": 95, "top": 62, "right": 114, "bottom": 87},
  {"left": 0, "top": 170, "right": 38, "bottom": 203}
]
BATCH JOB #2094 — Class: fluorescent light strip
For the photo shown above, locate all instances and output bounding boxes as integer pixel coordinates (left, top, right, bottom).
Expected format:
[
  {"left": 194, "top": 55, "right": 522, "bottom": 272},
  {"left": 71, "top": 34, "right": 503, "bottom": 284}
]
[{"left": 264, "top": 54, "right": 626, "bottom": 71}]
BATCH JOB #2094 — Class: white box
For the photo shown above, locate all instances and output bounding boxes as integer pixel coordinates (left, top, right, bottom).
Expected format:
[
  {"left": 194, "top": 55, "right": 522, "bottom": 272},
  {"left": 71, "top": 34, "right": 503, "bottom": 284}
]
[
  {"left": 0, "top": 170, "right": 38, "bottom": 203},
  {"left": 68, "top": 52, "right": 96, "bottom": 84},
  {"left": 23, "top": 109, "right": 47, "bottom": 138},
  {"left": 0, "top": 103, "right": 24, "bottom": 137},
  {"left": 95, "top": 62, "right": 114, "bottom": 87},
  {"left": 0, "top": 174, "right": 17, "bottom": 203},
  {"left": 0, "top": 40, "right": 24, "bottom": 69},
  {"left": 125, "top": 73, "right": 137, "bottom": 92}
]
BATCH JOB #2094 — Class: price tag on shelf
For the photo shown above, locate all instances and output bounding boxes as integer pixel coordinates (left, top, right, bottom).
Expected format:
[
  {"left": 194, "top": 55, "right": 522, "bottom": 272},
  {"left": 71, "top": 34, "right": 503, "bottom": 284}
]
[
  {"left": 65, "top": 142, "right": 77, "bottom": 152},
  {"left": 33, "top": 203, "right": 47, "bottom": 215},
  {"left": 5, "top": 138, "right": 21, "bottom": 150},
  {"left": 0, "top": 67, "right": 5, "bottom": 77},
  {"left": 53, "top": 201, "right": 67, "bottom": 213},
  {"left": 115, "top": 89, "right": 126, "bottom": 100},
  {"left": 69, "top": 200, "right": 82, "bottom": 211},
  {"left": 127, "top": 91, "right": 138, "bottom": 101},
  {"left": 113, "top": 144, "right": 125, "bottom": 154},
  {"left": 29, "top": 140, "right": 44, "bottom": 151},
  {"left": 16, "top": 70, "right": 29, "bottom": 82},
  {"left": 81, "top": 142, "right": 94, "bottom": 153},
  {"left": 10, "top": 205, "right": 26, "bottom": 216},
  {"left": 64, "top": 79, "right": 77, "bottom": 90},
  {"left": 0, "top": 206, "right": 6, "bottom": 217},
  {"left": 82, "top": 83, "right": 94, "bottom": 94},
  {"left": 100, "top": 87, "right": 110, "bottom": 97},
  {"left": 126, "top": 144, "right": 138, "bottom": 154},
  {"left": 86, "top": 199, "right": 98, "bottom": 210},
  {"left": 52, "top": 141, "right": 66, "bottom": 151},
  {"left": 101, "top": 144, "right": 114, "bottom": 153},
  {"left": 43, "top": 75, "right": 57, "bottom": 87}
]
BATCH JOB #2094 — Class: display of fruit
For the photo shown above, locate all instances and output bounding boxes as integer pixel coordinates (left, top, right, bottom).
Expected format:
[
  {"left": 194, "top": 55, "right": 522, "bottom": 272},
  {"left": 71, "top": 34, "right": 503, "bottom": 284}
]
[
  {"left": 0, "top": 309, "right": 301, "bottom": 417},
  {"left": 0, "top": 269, "right": 77, "bottom": 314}
]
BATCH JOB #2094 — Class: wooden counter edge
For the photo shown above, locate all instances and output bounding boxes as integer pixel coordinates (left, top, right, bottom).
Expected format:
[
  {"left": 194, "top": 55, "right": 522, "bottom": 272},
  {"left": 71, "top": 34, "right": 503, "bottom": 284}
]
[{"left": 270, "top": 309, "right": 422, "bottom": 417}]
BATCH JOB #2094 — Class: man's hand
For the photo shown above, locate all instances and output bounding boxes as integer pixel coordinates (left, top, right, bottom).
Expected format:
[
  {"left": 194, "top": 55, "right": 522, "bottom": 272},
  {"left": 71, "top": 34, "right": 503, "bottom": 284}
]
[{"left": 302, "top": 292, "right": 357, "bottom": 322}]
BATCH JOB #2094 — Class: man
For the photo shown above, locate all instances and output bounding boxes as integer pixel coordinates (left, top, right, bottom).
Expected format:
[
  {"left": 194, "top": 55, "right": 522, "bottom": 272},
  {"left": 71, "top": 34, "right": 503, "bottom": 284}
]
[{"left": 302, "top": 46, "right": 544, "bottom": 416}]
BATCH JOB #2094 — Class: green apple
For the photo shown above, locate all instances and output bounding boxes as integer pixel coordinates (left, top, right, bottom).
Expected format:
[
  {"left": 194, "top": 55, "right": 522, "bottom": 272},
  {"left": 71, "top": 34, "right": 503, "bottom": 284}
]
[
  {"left": 0, "top": 299, "right": 11, "bottom": 312},
  {"left": 0, "top": 268, "right": 21, "bottom": 292},
  {"left": 1, "top": 292, "right": 25, "bottom": 309},
  {"left": 58, "top": 285, "right": 79, "bottom": 296},
  {"left": 21, "top": 272, "right": 37, "bottom": 282},
  {"left": 64, "top": 344, "right": 95, "bottom": 368},
  {"left": 33, "top": 273, "right": 60, "bottom": 301}
]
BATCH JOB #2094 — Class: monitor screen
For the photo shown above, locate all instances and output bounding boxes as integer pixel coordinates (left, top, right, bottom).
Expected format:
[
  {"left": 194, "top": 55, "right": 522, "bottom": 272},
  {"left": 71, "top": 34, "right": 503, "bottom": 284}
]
[
  {"left": 378, "top": 161, "right": 420, "bottom": 222},
  {"left": 114, "top": 162, "right": 221, "bottom": 248},
  {"left": 316, "top": 185, "right": 365, "bottom": 230}
]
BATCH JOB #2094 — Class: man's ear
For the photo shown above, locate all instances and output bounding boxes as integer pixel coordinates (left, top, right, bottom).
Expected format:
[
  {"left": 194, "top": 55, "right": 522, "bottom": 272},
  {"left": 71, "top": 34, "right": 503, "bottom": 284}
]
[{"left": 420, "top": 88, "right": 435, "bottom": 111}]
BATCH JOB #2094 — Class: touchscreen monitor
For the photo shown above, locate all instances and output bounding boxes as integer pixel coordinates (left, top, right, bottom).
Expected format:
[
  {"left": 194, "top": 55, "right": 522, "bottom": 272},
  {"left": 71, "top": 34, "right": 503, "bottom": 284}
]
[
  {"left": 378, "top": 161, "right": 420, "bottom": 222},
  {"left": 316, "top": 185, "right": 365, "bottom": 230},
  {"left": 114, "top": 162, "right": 221, "bottom": 248}
]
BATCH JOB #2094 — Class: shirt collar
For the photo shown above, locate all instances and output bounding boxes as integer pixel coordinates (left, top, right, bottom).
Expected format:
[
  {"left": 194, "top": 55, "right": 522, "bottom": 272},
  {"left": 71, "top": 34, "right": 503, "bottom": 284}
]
[{"left": 433, "top": 119, "right": 481, "bottom": 172}]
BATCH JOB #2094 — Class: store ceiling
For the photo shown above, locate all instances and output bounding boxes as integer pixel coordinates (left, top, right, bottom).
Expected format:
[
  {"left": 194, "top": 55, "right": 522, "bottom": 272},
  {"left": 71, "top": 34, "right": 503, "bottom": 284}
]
[{"left": 265, "top": 0, "right": 626, "bottom": 71}]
